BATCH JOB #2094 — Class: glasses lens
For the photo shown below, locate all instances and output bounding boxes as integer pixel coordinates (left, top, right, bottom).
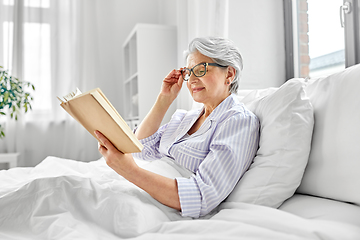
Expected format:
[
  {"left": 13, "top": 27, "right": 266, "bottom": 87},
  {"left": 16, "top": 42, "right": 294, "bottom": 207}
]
[
  {"left": 182, "top": 69, "right": 191, "bottom": 81},
  {"left": 193, "top": 64, "right": 206, "bottom": 77}
]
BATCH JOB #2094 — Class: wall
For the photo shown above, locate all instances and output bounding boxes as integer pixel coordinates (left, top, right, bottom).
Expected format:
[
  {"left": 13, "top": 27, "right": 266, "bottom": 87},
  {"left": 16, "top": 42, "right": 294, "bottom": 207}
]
[
  {"left": 297, "top": 0, "right": 310, "bottom": 77},
  {"left": 88, "top": 0, "right": 161, "bottom": 115},
  {"left": 228, "top": 0, "right": 286, "bottom": 89}
]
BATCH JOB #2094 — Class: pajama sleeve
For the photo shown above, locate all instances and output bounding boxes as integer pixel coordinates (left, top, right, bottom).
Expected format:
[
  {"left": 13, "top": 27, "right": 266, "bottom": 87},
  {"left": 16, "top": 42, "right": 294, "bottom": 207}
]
[
  {"left": 132, "top": 109, "right": 188, "bottom": 160},
  {"left": 132, "top": 123, "right": 168, "bottom": 160}
]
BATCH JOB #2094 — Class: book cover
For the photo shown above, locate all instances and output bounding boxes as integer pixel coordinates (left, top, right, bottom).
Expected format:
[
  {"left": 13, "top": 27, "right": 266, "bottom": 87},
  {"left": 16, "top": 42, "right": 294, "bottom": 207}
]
[{"left": 58, "top": 88, "right": 143, "bottom": 153}]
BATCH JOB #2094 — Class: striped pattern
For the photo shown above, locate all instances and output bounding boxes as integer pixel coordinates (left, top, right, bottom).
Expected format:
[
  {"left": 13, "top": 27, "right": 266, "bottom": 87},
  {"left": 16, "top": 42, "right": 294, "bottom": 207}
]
[{"left": 133, "top": 94, "right": 260, "bottom": 218}]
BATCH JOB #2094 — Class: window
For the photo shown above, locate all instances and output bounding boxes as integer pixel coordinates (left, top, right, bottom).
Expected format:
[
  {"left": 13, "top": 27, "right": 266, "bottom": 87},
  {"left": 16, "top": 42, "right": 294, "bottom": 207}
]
[
  {"left": 285, "top": 0, "right": 360, "bottom": 79},
  {"left": 1, "top": 0, "right": 52, "bottom": 111}
]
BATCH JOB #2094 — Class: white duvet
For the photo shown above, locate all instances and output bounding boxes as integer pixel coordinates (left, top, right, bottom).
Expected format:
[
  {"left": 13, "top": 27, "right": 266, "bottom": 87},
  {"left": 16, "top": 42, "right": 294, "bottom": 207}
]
[{"left": 0, "top": 156, "right": 359, "bottom": 240}]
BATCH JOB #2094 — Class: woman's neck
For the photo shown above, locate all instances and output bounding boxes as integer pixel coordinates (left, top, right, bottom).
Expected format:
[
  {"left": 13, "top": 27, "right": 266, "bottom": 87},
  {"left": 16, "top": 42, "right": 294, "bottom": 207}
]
[{"left": 203, "top": 93, "right": 231, "bottom": 118}]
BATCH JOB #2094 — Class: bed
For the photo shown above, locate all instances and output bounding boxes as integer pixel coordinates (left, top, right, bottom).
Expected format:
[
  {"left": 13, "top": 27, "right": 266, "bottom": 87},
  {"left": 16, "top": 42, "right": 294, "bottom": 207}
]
[{"left": 1, "top": 63, "right": 360, "bottom": 239}]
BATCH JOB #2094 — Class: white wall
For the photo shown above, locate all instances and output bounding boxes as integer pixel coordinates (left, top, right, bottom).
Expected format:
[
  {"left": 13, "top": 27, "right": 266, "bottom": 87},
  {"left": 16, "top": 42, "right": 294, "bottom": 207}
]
[
  {"left": 85, "top": 0, "right": 161, "bottom": 116},
  {"left": 228, "top": 0, "right": 286, "bottom": 89}
]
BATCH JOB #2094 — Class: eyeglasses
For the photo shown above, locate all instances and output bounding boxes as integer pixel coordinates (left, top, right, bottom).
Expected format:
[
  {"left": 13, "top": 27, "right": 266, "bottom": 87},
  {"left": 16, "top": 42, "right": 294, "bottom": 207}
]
[{"left": 181, "top": 62, "right": 227, "bottom": 81}]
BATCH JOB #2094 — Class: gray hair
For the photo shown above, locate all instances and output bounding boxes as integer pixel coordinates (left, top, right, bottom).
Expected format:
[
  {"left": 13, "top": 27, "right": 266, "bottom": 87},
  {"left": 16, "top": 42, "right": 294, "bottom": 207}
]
[{"left": 184, "top": 37, "right": 243, "bottom": 94}]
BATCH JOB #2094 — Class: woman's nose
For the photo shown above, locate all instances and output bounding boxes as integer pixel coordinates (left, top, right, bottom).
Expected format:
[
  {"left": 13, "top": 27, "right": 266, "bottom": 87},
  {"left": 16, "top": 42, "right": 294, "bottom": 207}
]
[{"left": 187, "top": 74, "right": 198, "bottom": 83}]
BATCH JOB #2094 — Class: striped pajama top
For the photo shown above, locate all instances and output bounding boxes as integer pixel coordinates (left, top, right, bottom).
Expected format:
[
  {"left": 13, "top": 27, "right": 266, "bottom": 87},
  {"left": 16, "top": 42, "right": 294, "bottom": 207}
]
[{"left": 132, "top": 94, "right": 260, "bottom": 218}]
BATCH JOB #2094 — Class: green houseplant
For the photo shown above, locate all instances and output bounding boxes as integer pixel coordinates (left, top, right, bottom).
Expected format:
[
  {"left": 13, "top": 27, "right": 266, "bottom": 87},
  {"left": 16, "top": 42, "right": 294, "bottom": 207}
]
[{"left": 0, "top": 66, "right": 35, "bottom": 138}]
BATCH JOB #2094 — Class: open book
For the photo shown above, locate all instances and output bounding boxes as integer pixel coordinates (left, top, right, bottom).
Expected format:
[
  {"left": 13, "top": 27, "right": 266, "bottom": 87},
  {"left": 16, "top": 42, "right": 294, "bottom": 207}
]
[{"left": 58, "top": 88, "right": 143, "bottom": 153}]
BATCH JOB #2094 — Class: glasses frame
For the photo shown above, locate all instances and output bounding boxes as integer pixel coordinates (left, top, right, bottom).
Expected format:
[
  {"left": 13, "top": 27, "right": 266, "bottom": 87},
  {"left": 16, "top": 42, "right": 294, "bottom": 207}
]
[{"left": 181, "top": 62, "right": 227, "bottom": 81}]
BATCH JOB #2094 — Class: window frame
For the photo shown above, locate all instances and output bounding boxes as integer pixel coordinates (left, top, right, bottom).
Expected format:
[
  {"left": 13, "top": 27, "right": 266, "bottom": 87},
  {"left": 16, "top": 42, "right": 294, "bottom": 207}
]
[
  {"left": 283, "top": 0, "right": 295, "bottom": 80},
  {"left": 344, "top": 0, "right": 360, "bottom": 67},
  {"left": 284, "top": 0, "right": 360, "bottom": 79}
]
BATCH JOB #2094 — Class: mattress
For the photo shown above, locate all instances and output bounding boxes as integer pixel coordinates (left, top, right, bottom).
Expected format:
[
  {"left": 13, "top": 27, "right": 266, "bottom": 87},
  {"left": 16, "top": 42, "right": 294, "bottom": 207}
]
[{"left": 279, "top": 193, "right": 360, "bottom": 227}]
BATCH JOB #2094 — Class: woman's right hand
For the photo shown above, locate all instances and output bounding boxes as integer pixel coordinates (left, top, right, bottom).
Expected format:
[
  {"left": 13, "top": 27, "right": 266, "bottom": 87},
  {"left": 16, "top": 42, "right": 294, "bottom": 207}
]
[
  {"left": 135, "top": 68, "right": 184, "bottom": 140},
  {"left": 160, "top": 68, "right": 184, "bottom": 102}
]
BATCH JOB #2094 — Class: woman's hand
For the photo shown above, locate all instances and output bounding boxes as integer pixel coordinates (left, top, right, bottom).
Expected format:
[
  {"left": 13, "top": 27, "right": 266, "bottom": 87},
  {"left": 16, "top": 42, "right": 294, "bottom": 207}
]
[
  {"left": 95, "top": 130, "right": 138, "bottom": 177},
  {"left": 95, "top": 130, "right": 181, "bottom": 211},
  {"left": 160, "top": 68, "right": 184, "bottom": 102},
  {"left": 134, "top": 68, "right": 184, "bottom": 141}
]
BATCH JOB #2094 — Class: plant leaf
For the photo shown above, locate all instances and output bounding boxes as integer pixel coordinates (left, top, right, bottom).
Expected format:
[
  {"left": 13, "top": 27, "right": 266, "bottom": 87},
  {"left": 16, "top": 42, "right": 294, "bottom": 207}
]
[{"left": 3, "top": 91, "right": 9, "bottom": 102}]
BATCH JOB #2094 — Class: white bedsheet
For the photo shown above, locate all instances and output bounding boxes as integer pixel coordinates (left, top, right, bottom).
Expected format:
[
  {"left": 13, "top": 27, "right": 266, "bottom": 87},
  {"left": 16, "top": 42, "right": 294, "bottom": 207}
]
[{"left": 0, "top": 156, "right": 359, "bottom": 240}]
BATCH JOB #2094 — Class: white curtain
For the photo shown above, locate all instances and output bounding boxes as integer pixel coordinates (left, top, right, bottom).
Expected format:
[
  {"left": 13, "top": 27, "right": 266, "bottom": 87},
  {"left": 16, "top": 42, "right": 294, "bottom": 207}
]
[{"left": 0, "top": 0, "right": 102, "bottom": 166}]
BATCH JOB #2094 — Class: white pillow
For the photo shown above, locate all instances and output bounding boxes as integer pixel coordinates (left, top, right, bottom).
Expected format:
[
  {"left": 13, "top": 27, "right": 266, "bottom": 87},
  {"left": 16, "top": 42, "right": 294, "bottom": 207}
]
[
  {"left": 226, "top": 79, "right": 314, "bottom": 208},
  {"left": 296, "top": 63, "right": 360, "bottom": 205}
]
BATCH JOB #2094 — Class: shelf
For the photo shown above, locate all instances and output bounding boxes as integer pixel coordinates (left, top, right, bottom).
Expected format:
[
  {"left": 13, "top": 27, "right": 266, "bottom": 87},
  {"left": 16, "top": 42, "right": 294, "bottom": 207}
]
[
  {"left": 124, "top": 76, "right": 139, "bottom": 120},
  {"left": 131, "top": 77, "right": 139, "bottom": 118},
  {"left": 122, "top": 24, "right": 177, "bottom": 125},
  {"left": 125, "top": 117, "right": 139, "bottom": 121},
  {"left": 123, "top": 33, "right": 137, "bottom": 80},
  {"left": 124, "top": 73, "right": 138, "bottom": 84}
]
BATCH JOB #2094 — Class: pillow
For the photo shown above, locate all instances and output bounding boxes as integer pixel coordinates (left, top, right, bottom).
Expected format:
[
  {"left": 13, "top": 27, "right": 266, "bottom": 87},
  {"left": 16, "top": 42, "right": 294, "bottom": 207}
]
[
  {"left": 226, "top": 79, "right": 314, "bottom": 208},
  {"left": 296, "top": 63, "right": 360, "bottom": 205}
]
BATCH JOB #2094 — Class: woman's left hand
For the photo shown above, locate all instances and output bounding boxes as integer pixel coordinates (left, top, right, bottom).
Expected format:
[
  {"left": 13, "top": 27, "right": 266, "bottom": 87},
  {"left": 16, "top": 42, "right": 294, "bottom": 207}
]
[
  {"left": 95, "top": 130, "right": 138, "bottom": 177},
  {"left": 94, "top": 130, "right": 181, "bottom": 211}
]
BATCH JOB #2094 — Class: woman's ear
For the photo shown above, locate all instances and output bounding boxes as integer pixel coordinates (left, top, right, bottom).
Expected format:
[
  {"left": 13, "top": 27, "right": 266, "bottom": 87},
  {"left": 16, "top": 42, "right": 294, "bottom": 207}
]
[{"left": 225, "top": 66, "right": 236, "bottom": 85}]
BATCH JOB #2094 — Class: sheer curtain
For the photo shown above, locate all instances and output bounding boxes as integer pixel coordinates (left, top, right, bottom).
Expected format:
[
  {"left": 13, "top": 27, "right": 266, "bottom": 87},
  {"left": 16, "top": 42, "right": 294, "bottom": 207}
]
[{"left": 0, "top": 0, "right": 101, "bottom": 166}]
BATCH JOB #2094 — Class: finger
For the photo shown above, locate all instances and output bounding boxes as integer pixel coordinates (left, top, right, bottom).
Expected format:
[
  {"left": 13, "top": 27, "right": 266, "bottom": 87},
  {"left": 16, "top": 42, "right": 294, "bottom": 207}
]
[
  {"left": 98, "top": 144, "right": 107, "bottom": 156},
  {"left": 95, "top": 130, "right": 115, "bottom": 151},
  {"left": 164, "top": 69, "right": 178, "bottom": 81},
  {"left": 167, "top": 72, "right": 182, "bottom": 84},
  {"left": 178, "top": 76, "right": 184, "bottom": 87},
  {"left": 98, "top": 141, "right": 106, "bottom": 151},
  {"left": 95, "top": 130, "right": 105, "bottom": 144},
  {"left": 174, "top": 69, "right": 184, "bottom": 85}
]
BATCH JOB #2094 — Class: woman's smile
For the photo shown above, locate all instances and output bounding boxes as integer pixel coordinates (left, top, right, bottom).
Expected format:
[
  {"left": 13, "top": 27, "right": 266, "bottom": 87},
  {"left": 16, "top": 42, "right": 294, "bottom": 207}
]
[{"left": 192, "top": 87, "right": 205, "bottom": 93}]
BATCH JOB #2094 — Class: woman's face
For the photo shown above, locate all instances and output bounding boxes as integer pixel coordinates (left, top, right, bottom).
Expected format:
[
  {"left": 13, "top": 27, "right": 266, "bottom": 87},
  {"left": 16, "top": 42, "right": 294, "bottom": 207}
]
[{"left": 186, "top": 51, "right": 230, "bottom": 108}]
